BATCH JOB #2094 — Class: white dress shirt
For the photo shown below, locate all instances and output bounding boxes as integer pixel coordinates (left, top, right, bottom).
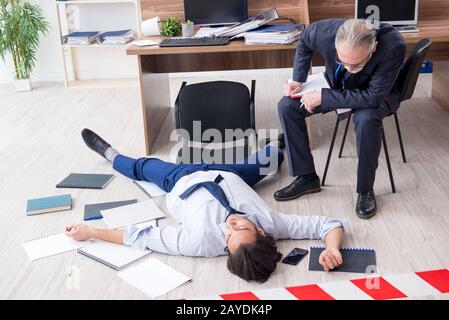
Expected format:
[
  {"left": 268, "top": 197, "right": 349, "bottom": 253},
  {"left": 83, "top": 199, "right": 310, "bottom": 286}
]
[{"left": 123, "top": 170, "right": 347, "bottom": 257}]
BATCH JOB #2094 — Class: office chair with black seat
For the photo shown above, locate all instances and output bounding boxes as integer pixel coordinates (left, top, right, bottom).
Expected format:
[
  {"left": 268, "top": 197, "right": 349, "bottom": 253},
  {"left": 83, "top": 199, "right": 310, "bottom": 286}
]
[
  {"left": 174, "top": 80, "right": 256, "bottom": 164},
  {"left": 322, "top": 38, "right": 432, "bottom": 193}
]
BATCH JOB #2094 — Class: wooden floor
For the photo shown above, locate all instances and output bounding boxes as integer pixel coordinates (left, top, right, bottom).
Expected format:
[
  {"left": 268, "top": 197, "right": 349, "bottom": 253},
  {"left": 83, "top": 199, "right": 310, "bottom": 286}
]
[{"left": 1, "top": 71, "right": 449, "bottom": 300}]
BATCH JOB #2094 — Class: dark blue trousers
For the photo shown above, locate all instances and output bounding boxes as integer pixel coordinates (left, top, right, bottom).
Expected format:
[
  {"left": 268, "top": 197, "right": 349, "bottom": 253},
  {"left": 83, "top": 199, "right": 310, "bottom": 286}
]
[
  {"left": 277, "top": 96, "right": 392, "bottom": 193},
  {"left": 113, "top": 146, "right": 284, "bottom": 192}
]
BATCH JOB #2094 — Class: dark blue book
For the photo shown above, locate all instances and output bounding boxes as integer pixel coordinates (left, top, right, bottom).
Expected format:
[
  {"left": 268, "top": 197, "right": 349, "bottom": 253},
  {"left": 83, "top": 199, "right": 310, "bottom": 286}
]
[
  {"left": 83, "top": 199, "right": 137, "bottom": 221},
  {"left": 56, "top": 173, "right": 114, "bottom": 189},
  {"left": 26, "top": 194, "right": 72, "bottom": 216},
  {"left": 64, "top": 31, "right": 100, "bottom": 38}
]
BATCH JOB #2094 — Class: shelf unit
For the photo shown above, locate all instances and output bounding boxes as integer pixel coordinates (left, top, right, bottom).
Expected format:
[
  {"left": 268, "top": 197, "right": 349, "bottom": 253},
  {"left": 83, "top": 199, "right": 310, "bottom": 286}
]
[{"left": 55, "top": 0, "right": 142, "bottom": 88}]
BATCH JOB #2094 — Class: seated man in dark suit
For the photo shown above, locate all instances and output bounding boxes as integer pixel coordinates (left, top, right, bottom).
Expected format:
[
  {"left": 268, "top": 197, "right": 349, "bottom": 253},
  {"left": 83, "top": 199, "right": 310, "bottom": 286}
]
[{"left": 275, "top": 19, "right": 406, "bottom": 219}]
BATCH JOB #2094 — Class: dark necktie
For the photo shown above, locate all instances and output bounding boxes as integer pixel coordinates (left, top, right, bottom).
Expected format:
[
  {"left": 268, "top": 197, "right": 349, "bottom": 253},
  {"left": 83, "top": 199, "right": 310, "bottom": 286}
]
[{"left": 179, "top": 174, "right": 246, "bottom": 218}]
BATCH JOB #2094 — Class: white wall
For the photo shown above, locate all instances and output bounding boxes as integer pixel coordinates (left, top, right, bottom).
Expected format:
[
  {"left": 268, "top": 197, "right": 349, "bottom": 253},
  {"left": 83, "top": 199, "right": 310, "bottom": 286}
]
[{"left": 0, "top": 0, "right": 138, "bottom": 84}]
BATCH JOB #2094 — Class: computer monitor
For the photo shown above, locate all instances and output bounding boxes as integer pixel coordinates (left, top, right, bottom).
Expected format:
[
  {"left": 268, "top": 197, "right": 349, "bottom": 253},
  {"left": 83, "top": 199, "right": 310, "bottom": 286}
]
[
  {"left": 356, "top": 0, "right": 419, "bottom": 26},
  {"left": 184, "top": 0, "right": 248, "bottom": 26}
]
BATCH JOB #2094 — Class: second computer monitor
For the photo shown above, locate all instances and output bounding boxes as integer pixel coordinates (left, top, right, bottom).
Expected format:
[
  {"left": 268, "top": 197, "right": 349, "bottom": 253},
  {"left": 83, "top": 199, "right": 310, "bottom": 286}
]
[
  {"left": 356, "top": 0, "right": 419, "bottom": 26},
  {"left": 184, "top": 0, "right": 248, "bottom": 26}
]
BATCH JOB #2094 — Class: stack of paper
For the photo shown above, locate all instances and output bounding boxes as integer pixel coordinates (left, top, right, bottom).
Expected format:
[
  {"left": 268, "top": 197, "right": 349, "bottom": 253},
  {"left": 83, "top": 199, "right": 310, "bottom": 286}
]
[
  {"left": 244, "top": 24, "right": 303, "bottom": 45},
  {"left": 63, "top": 31, "right": 100, "bottom": 45},
  {"left": 97, "top": 29, "right": 136, "bottom": 45},
  {"left": 211, "top": 8, "right": 279, "bottom": 38},
  {"left": 117, "top": 258, "right": 191, "bottom": 298}
]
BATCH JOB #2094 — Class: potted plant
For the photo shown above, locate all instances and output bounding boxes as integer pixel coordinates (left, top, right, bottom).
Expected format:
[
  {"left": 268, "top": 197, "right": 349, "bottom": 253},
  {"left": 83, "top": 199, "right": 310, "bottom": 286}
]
[
  {"left": 0, "top": 0, "right": 50, "bottom": 92},
  {"left": 159, "top": 17, "right": 182, "bottom": 37}
]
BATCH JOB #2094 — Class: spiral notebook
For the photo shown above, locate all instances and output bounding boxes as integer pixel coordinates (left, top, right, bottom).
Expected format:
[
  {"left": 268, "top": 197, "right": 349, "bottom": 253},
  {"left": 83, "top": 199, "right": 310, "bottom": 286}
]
[
  {"left": 56, "top": 173, "right": 114, "bottom": 189},
  {"left": 308, "top": 246, "right": 377, "bottom": 273},
  {"left": 83, "top": 199, "right": 137, "bottom": 221},
  {"left": 77, "top": 240, "right": 151, "bottom": 270}
]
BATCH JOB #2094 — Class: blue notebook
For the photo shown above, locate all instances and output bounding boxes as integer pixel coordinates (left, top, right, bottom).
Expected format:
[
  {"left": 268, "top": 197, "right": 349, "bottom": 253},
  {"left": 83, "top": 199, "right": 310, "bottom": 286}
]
[
  {"left": 84, "top": 199, "right": 137, "bottom": 221},
  {"left": 26, "top": 194, "right": 72, "bottom": 216},
  {"left": 248, "top": 24, "right": 304, "bottom": 33},
  {"left": 308, "top": 246, "right": 377, "bottom": 273},
  {"left": 64, "top": 31, "right": 100, "bottom": 38}
]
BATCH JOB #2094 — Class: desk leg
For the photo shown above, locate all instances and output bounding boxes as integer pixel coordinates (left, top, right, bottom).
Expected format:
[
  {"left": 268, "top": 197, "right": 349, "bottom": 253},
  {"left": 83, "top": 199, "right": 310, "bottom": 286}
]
[
  {"left": 432, "top": 61, "right": 449, "bottom": 113},
  {"left": 138, "top": 56, "right": 171, "bottom": 155}
]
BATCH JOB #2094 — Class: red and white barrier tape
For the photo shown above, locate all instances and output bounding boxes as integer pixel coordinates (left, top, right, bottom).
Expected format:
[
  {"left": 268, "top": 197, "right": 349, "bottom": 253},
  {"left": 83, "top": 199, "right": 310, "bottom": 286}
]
[{"left": 188, "top": 268, "right": 449, "bottom": 300}]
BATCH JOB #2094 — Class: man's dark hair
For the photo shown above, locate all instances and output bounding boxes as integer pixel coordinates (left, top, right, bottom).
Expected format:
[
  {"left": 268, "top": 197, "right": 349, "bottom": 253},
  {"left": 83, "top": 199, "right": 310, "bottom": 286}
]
[{"left": 226, "top": 233, "right": 282, "bottom": 283}]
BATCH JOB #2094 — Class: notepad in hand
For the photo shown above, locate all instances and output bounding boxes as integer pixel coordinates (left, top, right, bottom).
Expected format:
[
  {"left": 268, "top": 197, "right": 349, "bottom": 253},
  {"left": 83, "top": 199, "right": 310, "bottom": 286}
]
[
  {"left": 77, "top": 240, "right": 150, "bottom": 270},
  {"left": 84, "top": 199, "right": 138, "bottom": 221},
  {"left": 290, "top": 73, "right": 330, "bottom": 98},
  {"left": 26, "top": 194, "right": 72, "bottom": 216},
  {"left": 101, "top": 199, "right": 165, "bottom": 229},
  {"left": 56, "top": 173, "right": 114, "bottom": 189},
  {"left": 308, "top": 246, "right": 377, "bottom": 273}
]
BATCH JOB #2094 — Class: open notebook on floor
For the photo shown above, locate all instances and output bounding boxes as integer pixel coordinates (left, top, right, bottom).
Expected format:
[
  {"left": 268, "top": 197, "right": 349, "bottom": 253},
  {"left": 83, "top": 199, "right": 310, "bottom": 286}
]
[
  {"left": 77, "top": 240, "right": 151, "bottom": 270},
  {"left": 101, "top": 199, "right": 165, "bottom": 229},
  {"left": 290, "top": 73, "right": 351, "bottom": 115},
  {"left": 133, "top": 180, "right": 167, "bottom": 198},
  {"left": 23, "top": 233, "right": 91, "bottom": 261},
  {"left": 308, "top": 246, "right": 377, "bottom": 273},
  {"left": 117, "top": 257, "right": 191, "bottom": 298}
]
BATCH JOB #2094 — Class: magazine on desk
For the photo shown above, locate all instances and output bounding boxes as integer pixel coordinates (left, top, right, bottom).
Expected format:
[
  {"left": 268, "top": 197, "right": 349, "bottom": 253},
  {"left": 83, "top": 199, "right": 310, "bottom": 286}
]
[{"left": 210, "top": 8, "right": 280, "bottom": 38}]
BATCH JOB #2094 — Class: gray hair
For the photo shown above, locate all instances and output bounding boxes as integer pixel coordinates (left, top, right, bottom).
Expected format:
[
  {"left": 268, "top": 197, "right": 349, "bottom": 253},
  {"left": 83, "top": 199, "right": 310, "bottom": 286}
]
[{"left": 335, "top": 19, "right": 377, "bottom": 51}]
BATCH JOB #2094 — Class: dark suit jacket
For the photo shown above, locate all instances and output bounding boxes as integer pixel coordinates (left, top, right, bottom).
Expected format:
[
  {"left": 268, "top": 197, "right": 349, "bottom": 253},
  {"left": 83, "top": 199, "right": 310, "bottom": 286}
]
[{"left": 293, "top": 19, "right": 406, "bottom": 112}]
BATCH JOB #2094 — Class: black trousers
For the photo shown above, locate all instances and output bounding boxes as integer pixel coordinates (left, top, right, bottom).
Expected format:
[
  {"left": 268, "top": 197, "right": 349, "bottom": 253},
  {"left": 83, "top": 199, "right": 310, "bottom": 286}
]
[{"left": 277, "top": 96, "right": 392, "bottom": 193}]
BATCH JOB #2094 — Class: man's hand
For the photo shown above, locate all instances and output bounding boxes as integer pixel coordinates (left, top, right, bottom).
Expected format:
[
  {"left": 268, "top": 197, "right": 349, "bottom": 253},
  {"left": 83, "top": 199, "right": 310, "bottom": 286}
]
[
  {"left": 319, "top": 247, "right": 343, "bottom": 272},
  {"left": 300, "top": 89, "right": 322, "bottom": 113},
  {"left": 65, "top": 224, "right": 93, "bottom": 241},
  {"left": 284, "top": 80, "right": 303, "bottom": 97}
]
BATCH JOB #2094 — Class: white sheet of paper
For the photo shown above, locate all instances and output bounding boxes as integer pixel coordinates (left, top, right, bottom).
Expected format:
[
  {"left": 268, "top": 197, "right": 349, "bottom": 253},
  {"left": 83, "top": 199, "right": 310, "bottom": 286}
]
[
  {"left": 101, "top": 199, "right": 165, "bottom": 229},
  {"left": 23, "top": 233, "right": 90, "bottom": 261},
  {"left": 117, "top": 257, "right": 191, "bottom": 298},
  {"left": 131, "top": 39, "right": 158, "bottom": 47},
  {"left": 133, "top": 180, "right": 166, "bottom": 198}
]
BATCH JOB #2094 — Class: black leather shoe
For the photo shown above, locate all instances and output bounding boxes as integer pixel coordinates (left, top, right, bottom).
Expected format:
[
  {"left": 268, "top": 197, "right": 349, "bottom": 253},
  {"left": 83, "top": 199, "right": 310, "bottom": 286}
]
[
  {"left": 274, "top": 176, "right": 321, "bottom": 201},
  {"left": 81, "top": 128, "right": 111, "bottom": 159},
  {"left": 356, "top": 190, "right": 377, "bottom": 219},
  {"left": 260, "top": 133, "right": 286, "bottom": 150}
]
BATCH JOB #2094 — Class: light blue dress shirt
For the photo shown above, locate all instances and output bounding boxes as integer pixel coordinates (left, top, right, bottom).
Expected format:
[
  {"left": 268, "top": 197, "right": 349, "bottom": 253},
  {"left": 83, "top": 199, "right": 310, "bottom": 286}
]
[{"left": 123, "top": 170, "right": 347, "bottom": 257}]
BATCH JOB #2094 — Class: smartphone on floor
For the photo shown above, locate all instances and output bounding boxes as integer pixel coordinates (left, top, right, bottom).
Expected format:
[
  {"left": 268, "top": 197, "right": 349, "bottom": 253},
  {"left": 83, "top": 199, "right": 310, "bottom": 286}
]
[{"left": 282, "top": 248, "right": 309, "bottom": 265}]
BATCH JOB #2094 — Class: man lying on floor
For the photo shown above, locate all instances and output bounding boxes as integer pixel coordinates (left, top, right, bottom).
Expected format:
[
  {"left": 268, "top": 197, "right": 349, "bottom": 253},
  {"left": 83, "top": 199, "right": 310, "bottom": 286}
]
[{"left": 65, "top": 129, "right": 348, "bottom": 283}]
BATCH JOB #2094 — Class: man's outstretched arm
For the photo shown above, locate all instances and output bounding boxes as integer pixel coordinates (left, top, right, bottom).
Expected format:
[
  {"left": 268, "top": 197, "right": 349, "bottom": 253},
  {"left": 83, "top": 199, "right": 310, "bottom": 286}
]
[{"left": 65, "top": 224, "right": 124, "bottom": 244}]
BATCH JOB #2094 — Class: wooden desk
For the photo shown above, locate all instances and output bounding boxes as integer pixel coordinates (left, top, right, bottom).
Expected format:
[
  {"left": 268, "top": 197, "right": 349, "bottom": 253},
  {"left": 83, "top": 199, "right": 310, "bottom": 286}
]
[{"left": 127, "top": 39, "right": 299, "bottom": 155}]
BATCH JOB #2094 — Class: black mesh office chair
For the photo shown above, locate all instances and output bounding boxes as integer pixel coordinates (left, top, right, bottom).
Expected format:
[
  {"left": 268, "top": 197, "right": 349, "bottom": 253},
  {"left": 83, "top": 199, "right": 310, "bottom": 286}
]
[
  {"left": 174, "top": 80, "right": 256, "bottom": 164},
  {"left": 322, "top": 38, "right": 432, "bottom": 193}
]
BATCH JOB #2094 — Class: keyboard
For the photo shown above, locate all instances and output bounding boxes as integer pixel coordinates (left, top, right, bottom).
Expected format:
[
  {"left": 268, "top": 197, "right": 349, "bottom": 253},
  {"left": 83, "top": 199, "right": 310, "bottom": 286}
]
[
  {"left": 395, "top": 25, "right": 420, "bottom": 33},
  {"left": 159, "top": 37, "right": 229, "bottom": 47}
]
